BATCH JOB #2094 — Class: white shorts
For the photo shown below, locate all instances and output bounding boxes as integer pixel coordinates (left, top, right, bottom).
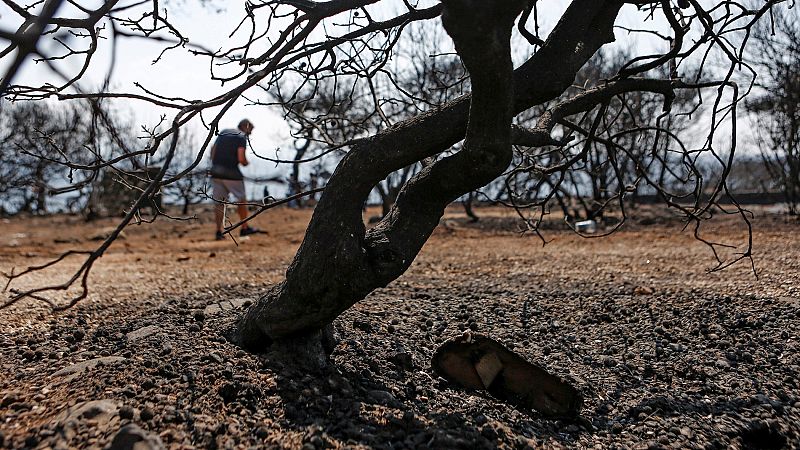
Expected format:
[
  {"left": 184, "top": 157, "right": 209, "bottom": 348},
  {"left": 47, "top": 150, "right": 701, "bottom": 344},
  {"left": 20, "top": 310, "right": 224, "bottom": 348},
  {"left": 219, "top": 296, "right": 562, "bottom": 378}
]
[{"left": 212, "top": 178, "right": 247, "bottom": 202}]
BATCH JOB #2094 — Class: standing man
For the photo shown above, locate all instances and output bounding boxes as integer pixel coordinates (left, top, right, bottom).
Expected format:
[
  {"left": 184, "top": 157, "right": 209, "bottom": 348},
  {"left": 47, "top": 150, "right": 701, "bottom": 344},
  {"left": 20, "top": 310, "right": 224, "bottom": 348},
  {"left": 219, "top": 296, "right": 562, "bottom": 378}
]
[{"left": 210, "top": 119, "right": 261, "bottom": 240}]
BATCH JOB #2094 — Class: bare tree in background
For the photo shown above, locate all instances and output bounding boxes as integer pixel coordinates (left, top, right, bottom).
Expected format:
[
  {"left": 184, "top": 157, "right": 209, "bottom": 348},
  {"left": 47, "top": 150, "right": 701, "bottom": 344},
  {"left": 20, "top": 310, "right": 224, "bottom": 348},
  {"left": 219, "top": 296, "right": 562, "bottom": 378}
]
[
  {"left": 273, "top": 22, "right": 468, "bottom": 217},
  {"left": 499, "top": 48, "right": 698, "bottom": 228},
  {"left": 0, "top": 100, "right": 95, "bottom": 214},
  {"left": 81, "top": 109, "right": 166, "bottom": 220},
  {"left": 0, "top": 0, "right": 785, "bottom": 367},
  {"left": 747, "top": 4, "right": 800, "bottom": 215},
  {"left": 158, "top": 130, "right": 207, "bottom": 215}
]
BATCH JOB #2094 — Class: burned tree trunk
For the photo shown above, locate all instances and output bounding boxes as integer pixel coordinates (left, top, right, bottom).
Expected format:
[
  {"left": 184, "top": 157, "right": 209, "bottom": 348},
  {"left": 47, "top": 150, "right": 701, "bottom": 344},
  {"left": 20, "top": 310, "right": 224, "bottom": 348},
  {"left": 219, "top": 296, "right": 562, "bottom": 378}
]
[
  {"left": 464, "top": 191, "right": 479, "bottom": 223},
  {"left": 34, "top": 164, "right": 47, "bottom": 215},
  {"left": 236, "top": 0, "right": 523, "bottom": 360},
  {"left": 288, "top": 140, "right": 310, "bottom": 206},
  {"left": 236, "top": 0, "right": 624, "bottom": 365}
]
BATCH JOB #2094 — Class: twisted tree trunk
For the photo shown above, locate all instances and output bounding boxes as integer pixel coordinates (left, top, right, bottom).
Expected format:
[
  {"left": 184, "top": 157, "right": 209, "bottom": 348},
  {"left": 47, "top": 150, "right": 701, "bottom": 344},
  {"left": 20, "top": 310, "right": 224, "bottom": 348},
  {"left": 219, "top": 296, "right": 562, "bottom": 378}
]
[{"left": 235, "top": 0, "right": 625, "bottom": 365}]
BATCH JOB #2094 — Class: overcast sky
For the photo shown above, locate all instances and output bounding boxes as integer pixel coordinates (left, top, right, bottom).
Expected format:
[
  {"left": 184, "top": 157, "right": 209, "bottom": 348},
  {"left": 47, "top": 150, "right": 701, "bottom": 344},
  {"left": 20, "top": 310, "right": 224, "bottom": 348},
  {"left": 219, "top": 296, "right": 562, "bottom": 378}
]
[{"left": 1, "top": 0, "right": 735, "bottom": 199}]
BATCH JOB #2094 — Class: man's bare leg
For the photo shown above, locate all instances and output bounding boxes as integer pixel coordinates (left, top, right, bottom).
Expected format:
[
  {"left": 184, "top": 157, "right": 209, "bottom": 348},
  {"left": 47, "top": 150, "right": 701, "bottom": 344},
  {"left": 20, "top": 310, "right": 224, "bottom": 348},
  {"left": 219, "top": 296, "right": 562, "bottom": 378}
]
[
  {"left": 237, "top": 203, "right": 250, "bottom": 229},
  {"left": 215, "top": 202, "right": 225, "bottom": 233}
]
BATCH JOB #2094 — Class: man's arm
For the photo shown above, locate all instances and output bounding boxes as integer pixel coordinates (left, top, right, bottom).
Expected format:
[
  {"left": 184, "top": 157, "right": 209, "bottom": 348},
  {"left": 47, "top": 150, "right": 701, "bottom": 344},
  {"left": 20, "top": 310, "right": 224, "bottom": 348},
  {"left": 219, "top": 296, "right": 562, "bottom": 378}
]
[{"left": 238, "top": 146, "right": 249, "bottom": 166}]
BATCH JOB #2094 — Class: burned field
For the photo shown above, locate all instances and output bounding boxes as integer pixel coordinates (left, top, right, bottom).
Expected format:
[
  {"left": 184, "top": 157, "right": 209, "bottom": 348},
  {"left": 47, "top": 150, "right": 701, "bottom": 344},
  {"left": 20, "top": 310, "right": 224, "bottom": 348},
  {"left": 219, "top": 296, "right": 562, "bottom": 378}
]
[{"left": 1, "top": 207, "right": 799, "bottom": 449}]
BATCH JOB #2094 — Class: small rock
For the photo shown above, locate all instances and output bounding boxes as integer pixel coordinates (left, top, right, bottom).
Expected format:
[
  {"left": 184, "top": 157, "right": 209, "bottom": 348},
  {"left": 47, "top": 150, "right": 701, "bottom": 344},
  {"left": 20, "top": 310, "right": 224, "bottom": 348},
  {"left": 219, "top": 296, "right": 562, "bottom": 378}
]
[
  {"left": 120, "top": 386, "right": 136, "bottom": 398},
  {"left": 219, "top": 382, "right": 240, "bottom": 403},
  {"left": 754, "top": 393, "right": 771, "bottom": 405},
  {"left": 1, "top": 392, "right": 21, "bottom": 407},
  {"left": 57, "top": 399, "right": 118, "bottom": 427},
  {"left": 206, "top": 353, "right": 224, "bottom": 364},
  {"left": 481, "top": 426, "right": 498, "bottom": 440},
  {"left": 140, "top": 407, "right": 155, "bottom": 421},
  {"left": 10, "top": 401, "right": 33, "bottom": 411},
  {"left": 389, "top": 352, "right": 414, "bottom": 372},
  {"left": 634, "top": 286, "right": 654, "bottom": 296},
  {"left": 202, "top": 298, "right": 250, "bottom": 317},
  {"left": 126, "top": 325, "right": 160, "bottom": 342},
  {"left": 353, "top": 319, "right": 373, "bottom": 332},
  {"left": 52, "top": 356, "right": 126, "bottom": 380},
  {"left": 368, "top": 390, "right": 397, "bottom": 406},
  {"left": 24, "top": 434, "right": 39, "bottom": 448},
  {"left": 119, "top": 405, "right": 135, "bottom": 420},
  {"left": 108, "top": 424, "right": 165, "bottom": 450}
]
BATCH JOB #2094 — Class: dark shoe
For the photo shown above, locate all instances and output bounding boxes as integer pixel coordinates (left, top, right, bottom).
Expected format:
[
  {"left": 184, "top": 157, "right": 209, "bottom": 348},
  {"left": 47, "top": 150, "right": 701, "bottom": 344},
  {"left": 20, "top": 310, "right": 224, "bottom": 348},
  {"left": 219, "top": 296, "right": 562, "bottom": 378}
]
[
  {"left": 215, "top": 231, "right": 225, "bottom": 240},
  {"left": 239, "top": 226, "right": 261, "bottom": 237}
]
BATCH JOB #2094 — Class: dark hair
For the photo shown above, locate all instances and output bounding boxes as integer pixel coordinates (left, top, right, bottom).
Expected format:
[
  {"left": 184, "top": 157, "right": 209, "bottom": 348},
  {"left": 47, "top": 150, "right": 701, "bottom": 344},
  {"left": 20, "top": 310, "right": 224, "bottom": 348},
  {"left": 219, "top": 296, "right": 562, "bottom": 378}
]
[{"left": 238, "top": 119, "right": 254, "bottom": 131}]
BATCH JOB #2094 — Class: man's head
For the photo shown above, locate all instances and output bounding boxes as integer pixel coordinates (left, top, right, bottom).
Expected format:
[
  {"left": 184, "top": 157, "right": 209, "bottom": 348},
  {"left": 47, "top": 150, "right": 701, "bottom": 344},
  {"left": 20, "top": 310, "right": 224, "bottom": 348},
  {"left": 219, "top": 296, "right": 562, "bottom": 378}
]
[{"left": 238, "top": 119, "right": 254, "bottom": 135}]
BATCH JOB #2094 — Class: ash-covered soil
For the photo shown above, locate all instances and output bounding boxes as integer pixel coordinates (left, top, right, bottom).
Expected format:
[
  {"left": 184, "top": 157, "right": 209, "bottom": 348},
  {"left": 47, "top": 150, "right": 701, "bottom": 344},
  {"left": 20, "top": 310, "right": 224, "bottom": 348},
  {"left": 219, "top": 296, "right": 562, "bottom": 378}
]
[{"left": 1, "top": 207, "right": 799, "bottom": 449}]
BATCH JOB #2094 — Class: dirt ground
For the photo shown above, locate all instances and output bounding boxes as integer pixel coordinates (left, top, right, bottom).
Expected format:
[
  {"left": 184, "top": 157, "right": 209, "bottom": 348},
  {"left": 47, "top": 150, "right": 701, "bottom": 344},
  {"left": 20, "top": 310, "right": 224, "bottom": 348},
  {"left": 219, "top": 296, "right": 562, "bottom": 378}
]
[{"left": 0, "top": 205, "right": 799, "bottom": 449}]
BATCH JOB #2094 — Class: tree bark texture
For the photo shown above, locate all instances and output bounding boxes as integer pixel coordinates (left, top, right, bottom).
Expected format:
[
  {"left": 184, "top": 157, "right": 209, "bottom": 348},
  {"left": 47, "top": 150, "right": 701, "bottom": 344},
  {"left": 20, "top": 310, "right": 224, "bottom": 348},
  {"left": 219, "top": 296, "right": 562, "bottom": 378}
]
[{"left": 236, "top": 0, "right": 625, "bottom": 353}]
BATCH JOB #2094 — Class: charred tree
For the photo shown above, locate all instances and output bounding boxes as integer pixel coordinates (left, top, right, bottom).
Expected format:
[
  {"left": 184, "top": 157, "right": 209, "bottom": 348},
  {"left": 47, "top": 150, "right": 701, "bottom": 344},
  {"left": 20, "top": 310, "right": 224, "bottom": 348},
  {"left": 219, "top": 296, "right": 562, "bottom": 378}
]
[
  {"left": 0, "top": 0, "right": 776, "bottom": 360},
  {"left": 463, "top": 191, "right": 479, "bottom": 223},
  {"left": 235, "top": 0, "right": 623, "bottom": 362},
  {"left": 747, "top": 6, "right": 800, "bottom": 215}
]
